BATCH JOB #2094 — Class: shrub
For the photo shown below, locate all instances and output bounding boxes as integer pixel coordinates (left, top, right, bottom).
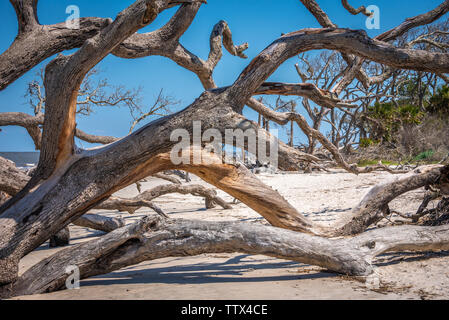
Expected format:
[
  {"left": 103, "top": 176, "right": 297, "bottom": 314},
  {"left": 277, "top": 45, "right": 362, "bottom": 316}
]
[
  {"left": 365, "top": 102, "right": 424, "bottom": 143},
  {"left": 428, "top": 85, "right": 449, "bottom": 116},
  {"left": 359, "top": 138, "right": 375, "bottom": 148},
  {"left": 414, "top": 150, "right": 435, "bottom": 161}
]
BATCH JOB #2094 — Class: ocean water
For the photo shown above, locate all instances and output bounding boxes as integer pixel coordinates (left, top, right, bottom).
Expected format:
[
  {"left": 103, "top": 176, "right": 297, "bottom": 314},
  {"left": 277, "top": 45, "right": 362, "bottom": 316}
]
[{"left": 0, "top": 152, "right": 40, "bottom": 168}]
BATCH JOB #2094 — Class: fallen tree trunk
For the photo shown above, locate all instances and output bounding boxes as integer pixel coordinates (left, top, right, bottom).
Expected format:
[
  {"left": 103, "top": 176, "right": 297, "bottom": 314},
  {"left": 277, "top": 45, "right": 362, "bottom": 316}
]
[
  {"left": 56, "top": 152, "right": 430, "bottom": 243},
  {"left": 95, "top": 183, "right": 232, "bottom": 215},
  {"left": 2, "top": 0, "right": 449, "bottom": 287},
  {"left": 1, "top": 154, "right": 446, "bottom": 237},
  {"left": 331, "top": 165, "right": 449, "bottom": 236},
  {"left": 72, "top": 214, "right": 125, "bottom": 233},
  {"left": 133, "top": 183, "right": 232, "bottom": 210},
  {"left": 96, "top": 197, "right": 169, "bottom": 218},
  {"left": 50, "top": 214, "right": 126, "bottom": 247},
  {"left": 0, "top": 154, "right": 229, "bottom": 223},
  {"left": 3, "top": 216, "right": 449, "bottom": 298},
  {"left": 49, "top": 227, "right": 70, "bottom": 248}
]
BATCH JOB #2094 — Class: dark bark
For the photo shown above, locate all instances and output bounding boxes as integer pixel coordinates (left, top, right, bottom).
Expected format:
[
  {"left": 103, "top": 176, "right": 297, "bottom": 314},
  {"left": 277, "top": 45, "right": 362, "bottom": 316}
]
[
  {"left": 49, "top": 227, "right": 70, "bottom": 248},
  {"left": 73, "top": 214, "right": 125, "bottom": 233}
]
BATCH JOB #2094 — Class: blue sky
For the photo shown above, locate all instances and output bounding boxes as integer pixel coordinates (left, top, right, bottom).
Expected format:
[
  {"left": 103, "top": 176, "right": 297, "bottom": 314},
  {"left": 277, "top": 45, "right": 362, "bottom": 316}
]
[{"left": 0, "top": 0, "right": 445, "bottom": 151}]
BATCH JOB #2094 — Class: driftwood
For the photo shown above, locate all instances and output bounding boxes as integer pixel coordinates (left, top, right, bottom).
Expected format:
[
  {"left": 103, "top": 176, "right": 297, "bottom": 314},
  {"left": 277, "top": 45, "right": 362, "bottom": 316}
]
[
  {"left": 0, "top": 155, "right": 230, "bottom": 223},
  {"left": 0, "top": 162, "right": 126, "bottom": 243},
  {"left": 95, "top": 183, "right": 232, "bottom": 218},
  {"left": 0, "top": 154, "right": 230, "bottom": 214},
  {"left": 132, "top": 184, "right": 232, "bottom": 210},
  {"left": 3, "top": 149, "right": 444, "bottom": 237},
  {"left": 73, "top": 214, "right": 125, "bottom": 233},
  {"left": 96, "top": 197, "right": 169, "bottom": 218},
  {"left": 3, "top": 216, "right": 449, "bottom": 298},
  {"left": 1, "top": 0, "right": 449, "bottom": 297}
]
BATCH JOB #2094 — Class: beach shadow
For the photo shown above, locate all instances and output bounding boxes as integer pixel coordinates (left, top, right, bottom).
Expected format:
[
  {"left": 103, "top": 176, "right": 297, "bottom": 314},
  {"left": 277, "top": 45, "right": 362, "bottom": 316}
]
[
  {"left": 81, "top": 254, "right": 337, "bottom": 287},
  {"left": 374, "top": 251, "right": 449, "bottom": 267}
]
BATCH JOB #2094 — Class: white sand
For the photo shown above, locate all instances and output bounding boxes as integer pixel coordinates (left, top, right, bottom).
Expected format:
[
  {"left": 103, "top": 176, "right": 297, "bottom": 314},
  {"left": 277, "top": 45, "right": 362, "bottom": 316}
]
[{"left": 12, "top": 171, "right": 449, "bottom": 300}]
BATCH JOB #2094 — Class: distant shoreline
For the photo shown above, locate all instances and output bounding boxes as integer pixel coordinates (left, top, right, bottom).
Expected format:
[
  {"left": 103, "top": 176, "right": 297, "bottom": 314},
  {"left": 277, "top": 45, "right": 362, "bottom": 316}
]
[{"left": 0, "top": 151, "right": 39, "bottom": 168}]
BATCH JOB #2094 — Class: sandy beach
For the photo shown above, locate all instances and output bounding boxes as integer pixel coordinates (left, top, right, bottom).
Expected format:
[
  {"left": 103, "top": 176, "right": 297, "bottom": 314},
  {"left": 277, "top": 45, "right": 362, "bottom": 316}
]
[{"left": 12, "top": 170, "right": 449, "bottom": 300}]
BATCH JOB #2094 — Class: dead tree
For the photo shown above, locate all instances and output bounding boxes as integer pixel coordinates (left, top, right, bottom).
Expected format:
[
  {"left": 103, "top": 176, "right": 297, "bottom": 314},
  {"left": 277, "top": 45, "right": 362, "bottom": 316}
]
[
  {"left": 0, "top": 155, "right": 230, "bottom": 224},
  {"left": 1, "top": 68, "right": 176, "bottom": 149},
  {"left": 0, "top": 0, "right": 449, "bottom": 298}
]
